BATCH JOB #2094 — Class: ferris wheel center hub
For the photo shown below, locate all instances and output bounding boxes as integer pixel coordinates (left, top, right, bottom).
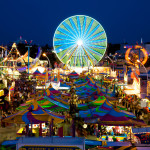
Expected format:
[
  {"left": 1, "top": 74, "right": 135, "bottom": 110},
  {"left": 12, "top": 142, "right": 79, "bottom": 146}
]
[{"left": 77, "top": 40, "right": 83, "bottom": 46}]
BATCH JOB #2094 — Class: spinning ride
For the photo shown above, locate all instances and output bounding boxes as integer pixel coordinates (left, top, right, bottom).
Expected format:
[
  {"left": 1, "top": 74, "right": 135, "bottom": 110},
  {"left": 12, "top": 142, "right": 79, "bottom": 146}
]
[
  {"left": 0, "top": 43, "right": 43, "bottom": 79},
  {"left": 125, "top": 45, "right": 148, "bottom": 68},
  {"left": 53, "top": 15, "right": 107, "bottom": 67},
  {"left": 125, "top": 45, "right": 148, "bottom": 81},
  {"left": 124, "top": 45, "right": 148, "bottom": 96}
]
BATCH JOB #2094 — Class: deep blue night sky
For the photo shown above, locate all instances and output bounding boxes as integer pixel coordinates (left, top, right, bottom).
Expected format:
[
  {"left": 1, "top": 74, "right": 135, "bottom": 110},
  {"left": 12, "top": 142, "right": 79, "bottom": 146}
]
[{"left": 0, "top": 0, "right": 150, "bottom": 46}]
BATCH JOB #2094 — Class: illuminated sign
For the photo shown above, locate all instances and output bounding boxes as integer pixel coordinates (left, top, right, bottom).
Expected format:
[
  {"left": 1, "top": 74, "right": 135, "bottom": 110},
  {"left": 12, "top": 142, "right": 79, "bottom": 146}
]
[
  {"left": 124, "top": 45, "right": 133, "bottom": 48},
  {"left": 92, "top": 67, "right": 110, "bottom": 74},
  {"left": 29, "top": 123, "right": 45, "bottom": 129},
  {"left": 0, "top": 90, "right": 4, "bottom": 96},
  {"left": 19, "top": 146, "right": 81, "bottom": 150},
  {"left": 135, "top": 133, "right": 150, "bottom": 144}
]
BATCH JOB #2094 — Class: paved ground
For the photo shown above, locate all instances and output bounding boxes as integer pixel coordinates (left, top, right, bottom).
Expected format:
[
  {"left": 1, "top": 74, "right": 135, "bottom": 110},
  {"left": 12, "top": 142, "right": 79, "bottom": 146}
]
[{"left": 0, "top": 125, "right": 20, "bottom": 143}]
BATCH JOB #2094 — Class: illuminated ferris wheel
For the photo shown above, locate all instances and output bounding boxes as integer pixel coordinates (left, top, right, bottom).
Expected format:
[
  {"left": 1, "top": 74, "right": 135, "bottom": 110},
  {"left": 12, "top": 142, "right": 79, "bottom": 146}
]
[{"left": 53, "top": 15, "right": 107, "bottom": 67}]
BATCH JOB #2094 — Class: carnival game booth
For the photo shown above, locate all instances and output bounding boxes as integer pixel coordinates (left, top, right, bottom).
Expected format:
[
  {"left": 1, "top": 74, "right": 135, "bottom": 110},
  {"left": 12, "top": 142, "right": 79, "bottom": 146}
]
[
  {"left": 3, "top": 99, "right": 65, "bottom": 137},
  {"left": 79, "top": 98, "right": 146, "bottom": 142},
  {"left": 100, "top": 126, "right": 128, "bottom": 142},
  {"left": 17, "top": 123, "right": 48, "bottom": 138},
  {"left": 132, "top": 127, "right": 150, "bottom": 144}
]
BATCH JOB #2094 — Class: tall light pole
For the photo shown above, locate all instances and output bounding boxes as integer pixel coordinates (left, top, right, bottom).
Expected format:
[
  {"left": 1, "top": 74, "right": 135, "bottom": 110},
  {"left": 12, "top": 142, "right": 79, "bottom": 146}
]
[
  {"left": 137, "top": 59, "right": 148, "bottom": 96},
  {"left": 25, "top": 46, "right": 32, "bottom": 75},
  {"left": 43, "top": 53, "right": 51, "bottom": 71},
  {"left": 25, "top": 40, "right": 32, "bottom": 75}
]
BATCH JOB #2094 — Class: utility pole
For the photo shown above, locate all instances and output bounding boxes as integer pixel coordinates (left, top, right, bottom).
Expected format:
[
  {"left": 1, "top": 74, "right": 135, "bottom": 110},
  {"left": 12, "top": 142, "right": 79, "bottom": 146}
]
[{"left": 25, "top": 46, "right": 32, "bottom": 75}]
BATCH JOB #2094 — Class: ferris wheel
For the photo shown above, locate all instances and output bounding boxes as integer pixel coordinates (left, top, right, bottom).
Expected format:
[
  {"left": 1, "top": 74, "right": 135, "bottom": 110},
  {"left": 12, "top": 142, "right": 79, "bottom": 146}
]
[{"left": 53, "top": 15, "right": 107, "bottom": 67}]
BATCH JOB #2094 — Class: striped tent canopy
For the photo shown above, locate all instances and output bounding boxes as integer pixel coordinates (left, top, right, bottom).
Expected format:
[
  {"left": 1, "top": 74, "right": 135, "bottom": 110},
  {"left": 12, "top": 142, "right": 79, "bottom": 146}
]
[
  {"left": 60, "top": 82, "right": 71, "bottom": 88},
  {"left": 44, "top": 95, "right": 69, "bottom": 109},
  {"left": 68, "top": 71, "right": 79, "bottom": 78},
  {"left": 3, "top": 100, "right": 65, "bottom": 124},
  {"left": 92, "top": 99, "right": 113, "bottom": 118},
  {"left": 49, "top": 87, "right": 61, "bottom": 95},
  {"left": 79, "top": 99, "right": 112, "bottom": 118},
  {"left": 83, "top": 103, "right": 146, "bottom": 126},
  {"left": 85, "top": 116, "right": 146, "bottom": 126},
  {"left": 79, "top": 98, "right": 137, "bottom": 125},
  {"left": 98, "top": 107, "right": 146, "bottom": 126},
  {"left": 74, "top": 78, "right": 86, "bottom": 84},
  {"left": 90, "top": 95, "right": 106, "bottom": 106},
  {"left": 16, "top": 93, "right": 68, "bottom": 112},
  {"left": 77, "top": 95, "right": 106, "bottom": 110},
  {"left": 68, "top": 71, "right": 79, "bottom": 76},
  {"left": 33, "top": 69, "right": 42, "bottom": 75}
]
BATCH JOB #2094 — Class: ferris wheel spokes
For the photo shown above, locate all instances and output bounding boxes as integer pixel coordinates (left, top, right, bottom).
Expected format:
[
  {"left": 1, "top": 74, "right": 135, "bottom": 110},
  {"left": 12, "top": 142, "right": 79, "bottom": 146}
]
[{"left": 53, "top": 15, "right": 107, "bottom": 67}]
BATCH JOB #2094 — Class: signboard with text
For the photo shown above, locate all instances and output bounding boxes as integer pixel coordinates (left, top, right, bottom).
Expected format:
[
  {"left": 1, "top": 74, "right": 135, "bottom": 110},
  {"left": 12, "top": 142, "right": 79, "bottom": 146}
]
[
  {"left": 19, "top": 146, "right": 81, "bottom": 150},
  {"left": 135, "top": 133, "right": 150, "bottom": 144},
  {"left": 17, "top": 137, "right": 84, "bottom": 150}
]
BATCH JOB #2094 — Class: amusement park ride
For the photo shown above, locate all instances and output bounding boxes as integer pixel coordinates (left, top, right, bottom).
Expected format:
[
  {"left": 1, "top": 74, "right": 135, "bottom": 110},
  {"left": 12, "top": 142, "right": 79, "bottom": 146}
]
[
  {"left": 53, "top": 15, "right": 107, "bottom": 73},
  {"left": 0, "top": 43, "right": 45, "bottom": 73},
  {"left": 0, "top": 42, "right": 47, "bottom": 92},
  {"left": 124, "top": 45, "right": 148, "bottom": 97}
]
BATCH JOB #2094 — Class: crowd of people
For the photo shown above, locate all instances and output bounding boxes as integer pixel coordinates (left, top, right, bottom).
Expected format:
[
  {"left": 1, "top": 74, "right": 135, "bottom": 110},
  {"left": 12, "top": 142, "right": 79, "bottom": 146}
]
[
  {"left": 0, "top": 70, "right": 149, "bottom": 144},
  {"left": 0, "top": 76, "right": 37, "bottom": 127},
  {"left": 120, "top": 95, "right": 149, "bottom": 124},
  {"left": 104, "top": 79, "right": 150, "bottom": 125}
]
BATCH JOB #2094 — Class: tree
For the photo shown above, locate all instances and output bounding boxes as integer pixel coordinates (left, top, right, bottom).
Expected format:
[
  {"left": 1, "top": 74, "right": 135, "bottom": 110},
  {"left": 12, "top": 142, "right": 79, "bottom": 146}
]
[{"left": 107, "top": 43, "right": 121, "bottom": 54}]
